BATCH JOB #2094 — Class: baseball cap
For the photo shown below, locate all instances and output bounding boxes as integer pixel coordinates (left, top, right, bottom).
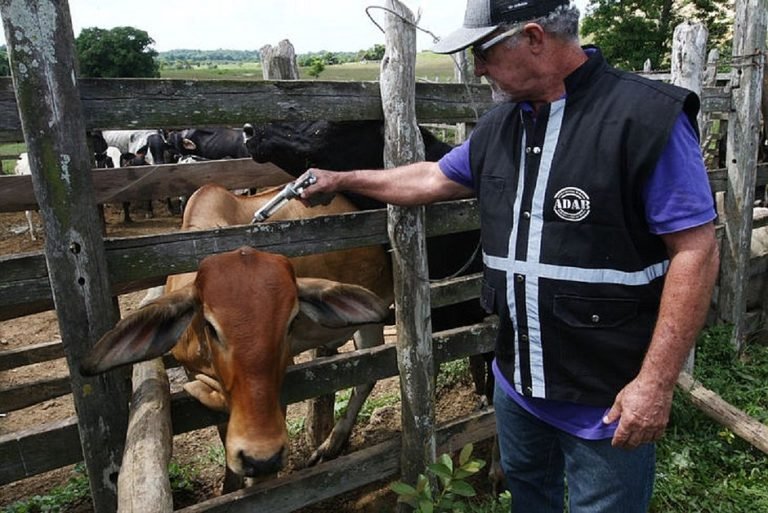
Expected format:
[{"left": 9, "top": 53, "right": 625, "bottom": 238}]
[{"left": 432, "top": 0, "right": 570, "bottom": 54}]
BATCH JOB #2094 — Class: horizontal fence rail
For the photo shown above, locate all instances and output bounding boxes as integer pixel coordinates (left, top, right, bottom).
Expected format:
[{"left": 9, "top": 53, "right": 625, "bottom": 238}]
[
  {"left": 0, "top": 199, "right": 479, "bottom": 320},
  {"left": 0, "top": 78, "right": 496, "bottom": 142}
]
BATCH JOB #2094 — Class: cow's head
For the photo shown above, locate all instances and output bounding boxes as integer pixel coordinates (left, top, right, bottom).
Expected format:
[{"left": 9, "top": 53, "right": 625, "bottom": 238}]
[{"left": 80, "top": 247, "right": 389, "bottom": 477}]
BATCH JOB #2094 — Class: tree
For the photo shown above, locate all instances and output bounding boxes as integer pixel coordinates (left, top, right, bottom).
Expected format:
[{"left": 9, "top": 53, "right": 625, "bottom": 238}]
[
  {"left": 361, "top": 44, "right": 386, "bottom": 61},
  {"left": 75, "top": 26, "right": 160, "bottom": 78},
  {"left": 580, "top": 0, "right": 733, "bottom": 71},
  {"left": 306, "top": 57, "right": 325, "bottom": 79},
  {"left": 322, "top": 51, "right": 339, "bottom": 65}
]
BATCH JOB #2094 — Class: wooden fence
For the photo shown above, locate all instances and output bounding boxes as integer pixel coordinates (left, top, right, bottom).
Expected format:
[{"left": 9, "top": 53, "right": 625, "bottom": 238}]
[{"left": 0, "top": 0, "right": 766, "bottom": 511}]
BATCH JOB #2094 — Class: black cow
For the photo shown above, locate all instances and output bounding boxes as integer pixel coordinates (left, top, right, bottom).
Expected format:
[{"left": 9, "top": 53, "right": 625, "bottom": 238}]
[
  {"left": 243, "top": 120, "right": 494, "bottom": 402},
  {"left": 166, "top": 127, "right": 250, "bottom": 161}
]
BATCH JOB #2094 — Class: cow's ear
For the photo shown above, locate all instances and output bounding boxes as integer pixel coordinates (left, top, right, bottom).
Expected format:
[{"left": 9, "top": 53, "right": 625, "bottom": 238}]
[
  {"left": 181, "top": 138, "right": 197, "bottom": 151},
  {"left": 79, "top": 286, "right": 197, "bottom": 376},
  {"left": 296, "top": 277, "right": 389, "bottom": 328}
]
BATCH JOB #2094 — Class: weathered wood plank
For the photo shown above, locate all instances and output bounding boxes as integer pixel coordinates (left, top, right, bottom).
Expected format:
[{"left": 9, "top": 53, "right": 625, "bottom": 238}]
[
  {"left": 678, "top": 372, "right": 768, "bottom": 454},
  {"left": 381, "top": 2, "right": 435, "bottom": 498},
  {"left": 0, "top": 78, "right": 495, "bottom": 142},
  {"left": 0, "top": 3, "right": 130, "bottom": 511},
  {"left": 707, "top": 164, "right": 768, "bottom": 193},
  {"left": 0, "top": 339, "right": 63, "bottom": 371},
  {"left": 0, "top": 375, "right": 71, "bottom": 412},
  {"left": 175, "top": 409, "right": 496, "bottom": 513},
  {"left": 718, "top": 0, "right": 767, "bottom": 353},
  {"left": 0, "top": 159, "right": 292, "bottom": 212},
  {"left": 117, "top": 359, "right": 173, "bottom": 513},
  {"left": 0, "top": 415, "right": 82, "bottom": 485},
  {"left": 0, "top": 200, "right": 480, "bottom": 320}
]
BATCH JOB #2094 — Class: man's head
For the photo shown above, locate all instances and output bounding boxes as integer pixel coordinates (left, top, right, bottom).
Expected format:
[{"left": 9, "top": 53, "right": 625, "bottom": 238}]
[
  {"left": 432, "top": 0, "right": 579, "bottom": 56},
  {"left": 435, "top": 0, "right": 583, "bottom": 105}
]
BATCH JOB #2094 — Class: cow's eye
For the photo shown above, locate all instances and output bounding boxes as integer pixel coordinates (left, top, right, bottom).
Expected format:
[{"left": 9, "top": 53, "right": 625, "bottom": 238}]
[{"left": 203, "top": 319, "right": 223, "bottom": 346}]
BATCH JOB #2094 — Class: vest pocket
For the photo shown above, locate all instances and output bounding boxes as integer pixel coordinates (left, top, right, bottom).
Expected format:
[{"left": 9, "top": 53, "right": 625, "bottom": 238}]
[
  {"left": 480, "top": 281, "right": 496, "bottom": 314},
  {"left": 478, "top": 176, "right": 513, "bottom": 255},
  {"left": 553, "top": 295, "right": 639, "bottom": 328}
]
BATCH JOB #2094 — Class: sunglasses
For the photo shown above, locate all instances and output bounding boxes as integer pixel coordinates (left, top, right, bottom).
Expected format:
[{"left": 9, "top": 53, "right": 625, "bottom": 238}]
[{"left": 471, "top": 25, "right": 525, "bottom": 63}]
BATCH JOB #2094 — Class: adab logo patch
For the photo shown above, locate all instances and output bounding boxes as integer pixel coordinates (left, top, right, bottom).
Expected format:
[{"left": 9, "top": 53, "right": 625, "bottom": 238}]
[{"left": 553, "top": 187, "right": 591, "bottom": 222}]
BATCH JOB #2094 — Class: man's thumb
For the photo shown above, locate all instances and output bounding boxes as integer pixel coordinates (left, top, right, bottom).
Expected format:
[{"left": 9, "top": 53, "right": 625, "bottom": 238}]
[{"left": 603, "top": 403, "right": 620, "bottom": 425}]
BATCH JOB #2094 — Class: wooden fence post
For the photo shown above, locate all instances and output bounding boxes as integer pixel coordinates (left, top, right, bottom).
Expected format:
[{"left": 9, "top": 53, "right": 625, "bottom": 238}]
[
  {"left": 117, "top": 359, "right": 172, "bottom": 513},
  {"left": 260, "top": 40, "right": 300, "bottom": 80},
  {"left": 701, "top": 49, "right": 723, "bottom": 169},
  {"left": 670, "top": 20, "right": 708, "bottom": 374},
  {"left": 453, "top": 50, "right": 479, "bottom": 144},
  {"left": 0, "top": 2, "right": 131, "bottom": 511},
  {"left": 380, "top": 0, "right": 435, "bottom": 503},
  {"left": 719, "top": 0, "right": 767, "bottom": 354}
]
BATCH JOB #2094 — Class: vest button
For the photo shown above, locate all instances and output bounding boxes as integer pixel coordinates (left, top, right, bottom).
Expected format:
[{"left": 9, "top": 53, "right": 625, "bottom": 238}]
[
  {"left": 522, "top": 211, "right": 531, "bottom": 219},
  {"left": 520, "top": 334, "right": 529, "bottom": 342},
  {"left": 591, "top": 314, "right": 600, "bottom": 323},
  {"left": 525, "top": 147, "right": 532, "bottom": 154},
  {"left": 532, "top": 146, "right": 542, "bottom": 154},
  {"left": 515, "top": 274, "right": 524, "bottom": 282},
  {"left": 525, "top": 386, "right": 533, "bottom": 394}
]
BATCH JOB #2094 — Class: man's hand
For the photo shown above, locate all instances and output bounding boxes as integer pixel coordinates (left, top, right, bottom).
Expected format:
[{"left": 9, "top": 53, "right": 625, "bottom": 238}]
[
  {"left": 603, "top": 376, "right": 674, "bottom": 449},
  {"left": 298, "top": 168, "right": 341, "bottom": 205}
]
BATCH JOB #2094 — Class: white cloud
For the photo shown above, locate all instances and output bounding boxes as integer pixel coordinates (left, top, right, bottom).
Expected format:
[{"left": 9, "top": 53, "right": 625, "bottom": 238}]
[{"left": 1, "top": 0, "right": 589, "bottom": 53}]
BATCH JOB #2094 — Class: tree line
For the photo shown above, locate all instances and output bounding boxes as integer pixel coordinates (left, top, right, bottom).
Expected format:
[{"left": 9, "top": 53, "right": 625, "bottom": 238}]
[{"left": 0, "top": 0, "right": 734, "bottom": 78}]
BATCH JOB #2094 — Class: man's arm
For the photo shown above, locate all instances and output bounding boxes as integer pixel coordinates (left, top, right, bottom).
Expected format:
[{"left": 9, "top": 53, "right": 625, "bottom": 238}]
[
  {"left": 300, "top": 161, "right": 474, "bottom": 206},
  {"left": 604, "top": 221, "right": 720, "bottom": 449}
]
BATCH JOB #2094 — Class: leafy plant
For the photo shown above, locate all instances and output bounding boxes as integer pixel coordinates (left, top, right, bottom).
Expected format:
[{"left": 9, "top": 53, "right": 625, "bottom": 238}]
[
  {"left": 390, "top": 443, "right": 486, "bottom": 512},
  {"left": 1, "top": 464, "right": 90, "bottom": 513},
  {"left": 437, "top": 359, "right": 472, "bottom": 392},
  {"left": 168, "top": 461, "right": 195, "bottom": 493},
  {"left": 334, "top": 388, "right": 401, "bottom": 423}
]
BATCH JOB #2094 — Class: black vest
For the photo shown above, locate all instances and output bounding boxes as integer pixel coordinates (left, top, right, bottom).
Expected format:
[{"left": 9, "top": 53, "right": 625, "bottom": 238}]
[{"left": 471, "top": 47, "right": 700, "bottom": 406}]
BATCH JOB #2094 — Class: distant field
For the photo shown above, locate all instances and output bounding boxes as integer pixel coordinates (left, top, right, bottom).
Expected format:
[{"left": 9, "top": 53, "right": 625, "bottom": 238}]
[{"left": 160, "top": 51, "right": 459, "bottom": 82}]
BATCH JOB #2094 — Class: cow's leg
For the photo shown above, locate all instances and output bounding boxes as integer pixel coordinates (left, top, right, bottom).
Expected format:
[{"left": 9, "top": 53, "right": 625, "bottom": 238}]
[
  {"left": 304, "top": 346, "right": 338, "bottom": 449},
  {"left": 217, "top": 423, "right": 245, "bottom": 493},
  {"left": 24, "top": 210, "right": 36, "bottom": 241},
  {"left": 307, "top": 324, "right": 384, "bottom": 465},
  {"left": 122, "top": 201, "right": 133, "bottom": 223}
]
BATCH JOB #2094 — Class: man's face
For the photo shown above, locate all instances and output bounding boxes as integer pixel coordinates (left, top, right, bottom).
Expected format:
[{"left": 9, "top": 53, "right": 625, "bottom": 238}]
[{"left": 472, "top": 28, "right": 533, "bottom": 104}]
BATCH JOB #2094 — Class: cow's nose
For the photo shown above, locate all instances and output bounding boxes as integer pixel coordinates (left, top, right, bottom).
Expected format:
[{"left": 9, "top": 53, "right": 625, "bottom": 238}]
[{"left": 239, "top": 449, "right": 284, "bottom": 477}]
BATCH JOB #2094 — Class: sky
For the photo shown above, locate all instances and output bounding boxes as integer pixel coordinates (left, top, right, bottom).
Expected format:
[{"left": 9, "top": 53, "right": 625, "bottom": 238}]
[{"left": 1, "top": 0, "right": 590, "bottom": 54}]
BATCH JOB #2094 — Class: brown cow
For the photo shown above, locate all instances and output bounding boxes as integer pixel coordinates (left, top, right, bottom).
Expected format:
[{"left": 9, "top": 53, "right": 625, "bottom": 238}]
[{"left": 81, "top": 183, "right": 393, "bottom": 481}]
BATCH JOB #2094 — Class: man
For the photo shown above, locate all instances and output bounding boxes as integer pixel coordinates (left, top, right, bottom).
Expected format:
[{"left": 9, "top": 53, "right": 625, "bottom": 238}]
[{"left": 300, "top": 0, "right": 719, "bottom": 511}]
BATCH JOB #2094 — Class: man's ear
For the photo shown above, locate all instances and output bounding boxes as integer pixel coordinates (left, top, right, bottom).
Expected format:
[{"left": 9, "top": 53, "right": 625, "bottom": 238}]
[{"left": 523, "top": 23, "right": 546, "bottom": 53}]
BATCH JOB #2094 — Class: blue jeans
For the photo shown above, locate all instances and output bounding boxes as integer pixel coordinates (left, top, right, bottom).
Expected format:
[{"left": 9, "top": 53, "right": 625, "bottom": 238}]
[{"left": 494, "top": 383, "right": 655, "bottom": 513}]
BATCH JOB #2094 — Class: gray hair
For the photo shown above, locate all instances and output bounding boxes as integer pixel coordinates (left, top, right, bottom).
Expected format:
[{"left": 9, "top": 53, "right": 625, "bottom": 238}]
[{"left": 501, "top": 4, "right": 581, "bottom": 45}]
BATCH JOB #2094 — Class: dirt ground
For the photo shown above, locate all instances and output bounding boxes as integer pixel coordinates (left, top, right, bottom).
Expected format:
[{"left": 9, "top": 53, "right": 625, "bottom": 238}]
[{"left": 0, "top": 203, "right": 490, "bottom": 512}]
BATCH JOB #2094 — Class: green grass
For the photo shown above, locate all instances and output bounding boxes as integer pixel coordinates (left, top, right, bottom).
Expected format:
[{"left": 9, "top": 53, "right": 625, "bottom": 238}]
[
  {"left": 650, "top": 324, "right": 768, "bottom": 513},
  {"left": 0, "top": 142, "right": 25, "bottom": 175},
  {"left": 0, "top": 465, "right": 90, "bottom": 513}
]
